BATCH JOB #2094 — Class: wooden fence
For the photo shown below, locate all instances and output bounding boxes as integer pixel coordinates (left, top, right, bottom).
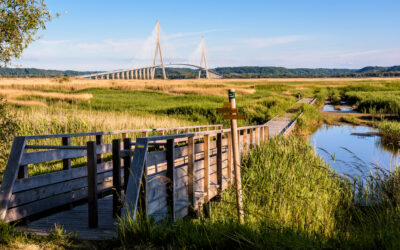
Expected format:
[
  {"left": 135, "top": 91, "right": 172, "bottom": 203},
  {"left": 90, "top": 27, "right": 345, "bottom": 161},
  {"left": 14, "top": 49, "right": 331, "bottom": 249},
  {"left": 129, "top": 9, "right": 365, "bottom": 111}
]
[
  {"left": 120, "top": 124, "right": 270, "bottom": 225},
  {"left": 0, "top": 125, "right": 222, "bottom": 223}
]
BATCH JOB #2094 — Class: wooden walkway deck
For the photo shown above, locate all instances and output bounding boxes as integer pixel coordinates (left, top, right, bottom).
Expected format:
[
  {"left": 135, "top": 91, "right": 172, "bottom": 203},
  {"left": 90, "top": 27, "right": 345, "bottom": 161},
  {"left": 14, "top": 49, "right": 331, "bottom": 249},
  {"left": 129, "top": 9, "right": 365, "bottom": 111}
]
[
  {"left": 267, "top": 98, "right": 315, "bottom": 136},
  {"left": 16, "top": 196, "right": 117, "bottom": 240},
  {"left": 9, "top": 99, "right": 316, "bottom": 241}
]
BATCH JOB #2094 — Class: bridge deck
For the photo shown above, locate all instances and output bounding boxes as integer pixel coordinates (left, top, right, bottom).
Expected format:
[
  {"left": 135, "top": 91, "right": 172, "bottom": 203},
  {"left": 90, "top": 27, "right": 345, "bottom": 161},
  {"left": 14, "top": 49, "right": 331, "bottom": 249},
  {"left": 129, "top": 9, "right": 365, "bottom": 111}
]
[{"left": 16, "top": 195, "right": 117, "bottom": 240}]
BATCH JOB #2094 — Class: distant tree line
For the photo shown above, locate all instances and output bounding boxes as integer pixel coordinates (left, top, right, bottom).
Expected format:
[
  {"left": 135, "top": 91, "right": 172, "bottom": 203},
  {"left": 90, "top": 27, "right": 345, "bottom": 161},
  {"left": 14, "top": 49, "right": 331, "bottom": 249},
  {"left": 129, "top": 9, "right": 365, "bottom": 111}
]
[
  {"left": 214, "top": 66, "right": 400, "bottom": 78},
  {"left": 2, "top": 65, "right": 400, "bottom": 79}
]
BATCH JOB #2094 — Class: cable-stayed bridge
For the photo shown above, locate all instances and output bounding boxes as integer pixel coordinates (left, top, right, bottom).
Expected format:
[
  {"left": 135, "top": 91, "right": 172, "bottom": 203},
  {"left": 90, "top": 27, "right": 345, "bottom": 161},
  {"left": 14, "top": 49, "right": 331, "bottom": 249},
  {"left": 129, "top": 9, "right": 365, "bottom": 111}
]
[{"left": 79, "top": 21, "right": 222, "bottom": 80}]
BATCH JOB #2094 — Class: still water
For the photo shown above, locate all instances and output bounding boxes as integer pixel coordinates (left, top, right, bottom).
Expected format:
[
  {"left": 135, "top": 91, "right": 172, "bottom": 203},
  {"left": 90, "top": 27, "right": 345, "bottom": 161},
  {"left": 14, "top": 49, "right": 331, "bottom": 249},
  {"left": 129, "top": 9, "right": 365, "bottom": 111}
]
[{"left": 310, "top": 125, "right": 400, "bottom": 177}]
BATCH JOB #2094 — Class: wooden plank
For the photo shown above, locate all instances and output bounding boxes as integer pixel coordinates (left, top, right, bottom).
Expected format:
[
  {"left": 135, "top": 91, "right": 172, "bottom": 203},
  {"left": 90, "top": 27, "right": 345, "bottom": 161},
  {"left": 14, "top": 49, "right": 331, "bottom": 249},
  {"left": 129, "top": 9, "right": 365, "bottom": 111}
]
[
  {"left": 123, "top": 138, "right": 132, "bottom": 191},
  {"left": 250, "top": 128, "right": 254, "bottom": 148},
  {"left": 166, "top": 139, "right": 175, "bottom": 222},
  {"left": 216, "top": 108, "right": 238, "bottom": 113},
  {"left": 21, "top": 144, "right": 112, "bottom": 166},
  {"left": 17, "top": 165, "right": 28, "bottom": 179},
  {"left": 9, "top": 170, "right": 116, "bottom": 208},
  {"left": 13, "top": 161, "right": 113, "bottom": 193},
  {"left": 112, "top": 139, "right": 121, "bottom": 218},
  {"left": 87, "top": 141, "right": 98, "bottom": 228},
  {"left": 223, "top": 114, "right": 244, "bottom": 120},
  {"left": 227, "top": 132, "right": 232, "bottom": 186},
  {"left": 203, "top": 135, "right": 210, "bottom": 203},
  {"left": 122, "top": 138, "right": 148, "bottom": 220},
  {"left": 5, "top": 182, "right": 114, "bottom": 223},
  {"left": 0, "top": 137, "right": 27, "bottom": 221},
  {"left": 187, "top": 136, "right": 195, "bottom": 216},
  {"left": 96, "top": 135, "right": 103, "bottom": 164},
  {"left": 216, "top": 133, "right": 223, "bottom": 197},
  {"left": 62, "top": 137, "right": 71, "bottom": 170}
]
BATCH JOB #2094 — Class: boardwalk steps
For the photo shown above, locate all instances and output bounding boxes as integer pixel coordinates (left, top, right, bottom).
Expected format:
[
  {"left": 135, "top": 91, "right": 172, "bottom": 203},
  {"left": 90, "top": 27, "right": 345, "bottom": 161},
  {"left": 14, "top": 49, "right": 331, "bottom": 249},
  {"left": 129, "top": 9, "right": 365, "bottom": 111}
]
[{"left": 1, "top": 98, "right": 315, "bottom": 240}]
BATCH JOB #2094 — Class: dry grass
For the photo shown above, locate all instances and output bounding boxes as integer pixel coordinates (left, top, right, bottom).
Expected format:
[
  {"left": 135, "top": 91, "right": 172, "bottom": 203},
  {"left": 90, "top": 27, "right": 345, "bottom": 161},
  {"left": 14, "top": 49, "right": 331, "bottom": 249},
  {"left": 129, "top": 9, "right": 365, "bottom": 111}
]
[
  {"left": 16, "top": 107, "right": 190, "bottom": 135},
  {"left": 0, "top": 78, "right": 255, "bottom": 97},
  {"left": 0, "top": 88, "right": 92, "bottom": 107}
]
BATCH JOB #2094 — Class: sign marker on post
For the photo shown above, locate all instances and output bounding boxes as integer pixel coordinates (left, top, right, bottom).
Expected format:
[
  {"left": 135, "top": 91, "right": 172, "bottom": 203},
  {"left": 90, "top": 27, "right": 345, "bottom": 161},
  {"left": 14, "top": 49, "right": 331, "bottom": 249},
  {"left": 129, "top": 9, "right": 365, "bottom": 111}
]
[{"left": 216, "top": 89, "right": 244, "bottom": 223}]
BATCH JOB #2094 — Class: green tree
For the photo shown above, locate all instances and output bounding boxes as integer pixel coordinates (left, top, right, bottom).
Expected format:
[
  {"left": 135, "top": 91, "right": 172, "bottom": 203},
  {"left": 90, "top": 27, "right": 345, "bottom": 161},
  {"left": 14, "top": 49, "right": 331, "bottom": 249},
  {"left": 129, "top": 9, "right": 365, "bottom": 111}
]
[{"left": 0, "top": 0, "right": 51, "bottom": 65}]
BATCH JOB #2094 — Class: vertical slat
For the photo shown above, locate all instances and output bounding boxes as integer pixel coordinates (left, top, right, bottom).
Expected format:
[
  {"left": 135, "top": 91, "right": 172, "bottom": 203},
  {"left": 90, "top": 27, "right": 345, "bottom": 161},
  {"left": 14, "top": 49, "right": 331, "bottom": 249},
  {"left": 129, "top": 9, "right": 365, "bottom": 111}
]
[
  {"left": 243, "top": 129, "right": 248, "bottom": 155},
  {"left": 0, "top": 137, "right": 26, "bottom": 220},
  {"left": 87, "top": 141, "right": 98, "bottom": 228},
  {"left": 187, "top": 136, "right": 195, "bottom": 216},
  {"left": 17, "top": 165, "right": 28, "bottom": 179},
  {"left": 123, "top": 138, "right": 132, "bottom": 191},
  {"left": 203, "top": 135, "right": 210, "bottom": 203},
  {"left": 62, "top": 137, "right": 71, "bottom": 170},
  {"left": 256, "top": 127, "right": 259, "bottom": 145},
  {"left": 227, "top": 132, "right": 232, "bottom": 187},
  {"left": 140, "top": 161, "right": 147, "bottom": 217},
  {"left": 216, "top": 133, "right": 223, "bottom": 197},
  {"left": 96, "top": 135, "right": 103, "bottom": 163},
  {"left": 166, "top": 139, "right": 175, "bottom": 222},
  {"left": 250, "top": 128, "right": 254, "bottom": 148},
  {"left": 122, "top": 138, "right": 148, "bottom": 220},
  {"left": 112, "top": 139, "right": 121, "bottom": 218}
]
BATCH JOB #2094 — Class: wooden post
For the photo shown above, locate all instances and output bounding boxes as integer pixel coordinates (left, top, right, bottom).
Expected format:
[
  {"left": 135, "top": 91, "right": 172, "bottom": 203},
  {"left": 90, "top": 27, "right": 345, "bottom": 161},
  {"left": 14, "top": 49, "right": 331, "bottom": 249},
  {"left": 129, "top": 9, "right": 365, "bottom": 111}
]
[
  {"left": 112, "top": 139, "right": 122, "bottom": 218},
  {"left": 87, "top": 141, "right": 98, "bottom": 228},
  {"left": 166, "top": 139, "right": 175, "bottom": 222},
  {"left": 203, "top": 134, "right": 211, "bottom": 217},
  {"left": 216, "top": 132, "right": 223, "bottom": 198},
  {"left": 227, "top": 132, "right": 232, "bottom": 187},
  {"left": 62, "top": 137, "right": 71, "bottom": 170},
  {"left": 229, "top": 89, "right": 244, "bottom": 223},
  {"left": 123, "top": 138, "right": 132, "bottom": 191},
  {"left": 96, "top": 135, "right": 103, "bottom": 163},
  {"left": 187, "top": 136, "right": 196, "bottom": 216}
]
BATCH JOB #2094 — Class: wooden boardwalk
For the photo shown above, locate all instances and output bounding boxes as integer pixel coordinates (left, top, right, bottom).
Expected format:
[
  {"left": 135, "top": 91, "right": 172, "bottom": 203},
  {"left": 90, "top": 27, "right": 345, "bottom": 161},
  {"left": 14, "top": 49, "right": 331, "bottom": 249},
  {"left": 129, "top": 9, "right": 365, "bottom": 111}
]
[
  {"left": 267, "top": 98, "right": 315, "bottom": 136},
  {"left": 16, "top": 196, "right": 116, "bottom": 240},
  {"left": 6, "top": 99, "right": 315, "bottom": 241}
]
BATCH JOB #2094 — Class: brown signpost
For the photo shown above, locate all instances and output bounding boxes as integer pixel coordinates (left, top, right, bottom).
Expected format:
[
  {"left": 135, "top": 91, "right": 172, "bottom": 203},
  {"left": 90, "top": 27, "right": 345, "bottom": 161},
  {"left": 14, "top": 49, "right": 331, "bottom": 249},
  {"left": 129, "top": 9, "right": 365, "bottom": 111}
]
[{"left": 217, "top": 89, "right": 244, "bottom": 223}]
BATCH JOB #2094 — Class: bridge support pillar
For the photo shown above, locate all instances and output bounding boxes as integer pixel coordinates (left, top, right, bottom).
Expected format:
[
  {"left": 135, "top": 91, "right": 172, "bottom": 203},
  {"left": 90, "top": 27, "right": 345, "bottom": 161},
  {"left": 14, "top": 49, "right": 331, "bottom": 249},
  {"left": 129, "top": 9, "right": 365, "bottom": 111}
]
[
  {"left": 106, "top": 74, "right": 109, "bottom": 80},
  {"left": 121, "top": 71, "right": 125, "bottom": 80},
  {"left": 129, "top": 70, "right": 133, "bottom": 79},
  {"left": 146, "top": 68, "right": 150, "bottom": 80},
  {"left": 139, "top": 69, "right": 142, "bottom": 79},
  {"left": 135, "top": 70, "right": 138, "bottom": 79}
]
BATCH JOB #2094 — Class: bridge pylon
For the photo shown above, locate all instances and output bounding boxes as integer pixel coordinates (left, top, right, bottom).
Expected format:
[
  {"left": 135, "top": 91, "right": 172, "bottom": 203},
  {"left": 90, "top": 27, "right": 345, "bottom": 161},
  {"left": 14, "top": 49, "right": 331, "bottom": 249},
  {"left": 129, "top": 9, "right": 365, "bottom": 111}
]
[
  {"left": 198, "top": 37, "right": 209, "bottom": 79},
  {"left": 152, "top": 20, "right": 167, "bottom": 80}
]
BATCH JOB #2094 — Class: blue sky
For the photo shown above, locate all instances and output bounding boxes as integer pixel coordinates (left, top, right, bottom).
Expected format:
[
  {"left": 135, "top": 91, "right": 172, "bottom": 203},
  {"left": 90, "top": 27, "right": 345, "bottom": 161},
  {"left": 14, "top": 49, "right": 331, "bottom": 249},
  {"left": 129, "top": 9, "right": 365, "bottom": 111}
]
[{"left": 15, "top": 0, "right": 400, "bottom": 70}]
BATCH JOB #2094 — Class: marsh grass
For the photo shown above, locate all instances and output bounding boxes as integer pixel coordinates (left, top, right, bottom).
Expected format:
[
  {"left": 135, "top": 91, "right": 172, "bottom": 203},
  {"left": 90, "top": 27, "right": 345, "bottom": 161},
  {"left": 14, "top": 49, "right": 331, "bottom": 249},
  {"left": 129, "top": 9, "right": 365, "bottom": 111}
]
[{"left": 118, "top": 136, "right": 400, "bottom": 249}]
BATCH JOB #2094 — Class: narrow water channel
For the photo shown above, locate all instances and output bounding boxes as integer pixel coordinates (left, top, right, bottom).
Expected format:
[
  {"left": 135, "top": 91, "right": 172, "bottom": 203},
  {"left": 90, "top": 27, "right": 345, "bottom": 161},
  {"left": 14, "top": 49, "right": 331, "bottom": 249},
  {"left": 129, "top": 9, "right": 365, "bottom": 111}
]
[{"left": 310, "top": 124, "right": 400, "bottom": 177}]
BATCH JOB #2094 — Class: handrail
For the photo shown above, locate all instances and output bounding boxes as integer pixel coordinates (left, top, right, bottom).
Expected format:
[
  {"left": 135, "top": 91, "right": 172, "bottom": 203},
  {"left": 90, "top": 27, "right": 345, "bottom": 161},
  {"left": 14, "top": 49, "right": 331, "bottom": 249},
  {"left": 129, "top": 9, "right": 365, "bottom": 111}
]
[{"left": 22, "top": 124, "right": 222, "bottom": 140}]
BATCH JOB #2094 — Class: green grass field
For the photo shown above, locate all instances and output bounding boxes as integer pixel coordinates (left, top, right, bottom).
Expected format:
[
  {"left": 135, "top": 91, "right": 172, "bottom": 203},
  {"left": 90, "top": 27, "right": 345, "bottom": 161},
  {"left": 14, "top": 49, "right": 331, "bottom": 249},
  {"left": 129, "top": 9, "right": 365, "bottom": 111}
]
[{"left": 1, "top": 77, "right": 400, "bottom": 249}]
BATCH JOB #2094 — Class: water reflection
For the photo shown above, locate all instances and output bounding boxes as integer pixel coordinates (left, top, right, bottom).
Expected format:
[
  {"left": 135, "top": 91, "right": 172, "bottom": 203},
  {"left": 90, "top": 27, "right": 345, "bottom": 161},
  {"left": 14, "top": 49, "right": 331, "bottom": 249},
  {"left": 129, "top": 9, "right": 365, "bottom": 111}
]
[
  {"left": 322, "top": 103, "right": 355, "bottom": 113},
  {"left": 310, "top": 124, "right": 400, "bottom": 177}
]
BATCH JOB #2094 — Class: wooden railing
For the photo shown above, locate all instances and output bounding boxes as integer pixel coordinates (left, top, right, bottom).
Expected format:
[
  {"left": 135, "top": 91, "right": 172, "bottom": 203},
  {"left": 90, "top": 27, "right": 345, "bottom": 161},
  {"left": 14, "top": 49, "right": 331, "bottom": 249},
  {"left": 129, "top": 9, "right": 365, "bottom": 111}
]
[
  {"left": 0, "top": 125, "right": 222, "bottom": 223},
  {"left": 120, "top": 124, "right": 270, "bottom": 224}
]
